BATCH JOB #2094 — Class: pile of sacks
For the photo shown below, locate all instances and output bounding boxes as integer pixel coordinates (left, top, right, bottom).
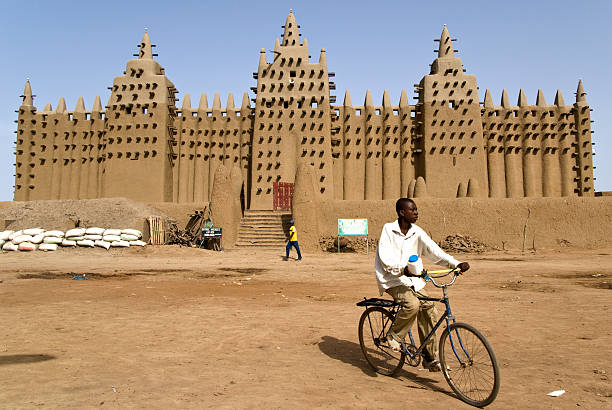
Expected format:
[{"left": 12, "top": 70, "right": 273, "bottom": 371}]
[{"left": 0, "top": 228, "right": 146, "bottom": 252}]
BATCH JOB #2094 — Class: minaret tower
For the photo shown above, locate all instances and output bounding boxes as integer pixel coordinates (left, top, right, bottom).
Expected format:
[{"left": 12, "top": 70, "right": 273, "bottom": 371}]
[
  {"left": 14, "top": 79, "right": 35, "bottom": 201},
  {"left": 102, "top": 31, "right": 178, "bottom": 201},
  {"left": 572, "top": 80, "right": 595, "bottom": 196},
  {"left": 250, "top": 10, "right": 334, "bottom": 209},
  {"left": 417, "top": 26, "right": 487, "bottom": 197}
]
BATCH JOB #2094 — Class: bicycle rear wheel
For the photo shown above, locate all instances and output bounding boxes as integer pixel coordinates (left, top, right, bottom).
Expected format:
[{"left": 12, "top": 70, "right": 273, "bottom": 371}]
[
  {"left": 358, "top": 306, "right": 405, "bottom": 376},
  {"left": 439, "top": 322, "right": 500, "bottom": 407}
]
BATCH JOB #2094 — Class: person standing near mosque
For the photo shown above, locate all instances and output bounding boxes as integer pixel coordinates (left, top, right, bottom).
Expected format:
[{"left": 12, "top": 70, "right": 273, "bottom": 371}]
[{"left": 284, "top": 220, "right": 302, "bottom": 261}]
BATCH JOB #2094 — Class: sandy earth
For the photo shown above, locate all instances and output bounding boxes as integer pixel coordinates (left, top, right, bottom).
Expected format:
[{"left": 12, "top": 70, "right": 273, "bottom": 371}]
[{"left": 0, "top": 246, "right": 610, "bottom": 409}]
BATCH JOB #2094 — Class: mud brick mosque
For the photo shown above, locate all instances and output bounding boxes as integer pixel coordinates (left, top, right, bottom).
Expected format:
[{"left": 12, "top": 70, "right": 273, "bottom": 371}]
[{"left": 13, "top": 11, "right": 595, "bottom": 209}]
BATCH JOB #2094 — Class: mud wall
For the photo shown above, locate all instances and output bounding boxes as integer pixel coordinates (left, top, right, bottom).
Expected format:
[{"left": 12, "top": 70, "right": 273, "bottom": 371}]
[{"left": 314, "top": 197, "right": 612, "bottom": 250}]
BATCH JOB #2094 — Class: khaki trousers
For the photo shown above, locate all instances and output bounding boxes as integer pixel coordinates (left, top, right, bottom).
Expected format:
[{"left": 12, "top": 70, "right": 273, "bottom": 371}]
[{"left": 385, "top": 285, "right": 438, "bottom": 361}]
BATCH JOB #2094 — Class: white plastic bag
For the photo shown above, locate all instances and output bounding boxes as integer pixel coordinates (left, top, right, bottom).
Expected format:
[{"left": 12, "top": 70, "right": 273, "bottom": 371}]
[
  {"left": 66, "top": 228, "right": 86, "bottom": 237},
  {"left": 111, "top": 240, "right": 130, "bottom": 247},
  {"left": 44, "top": 237, "right": 63, "bottom": 245},
  {"left": 18, "top": 242, "right": 37, "bottom": 251},
  {"left": 77, "top": 239, "right": 95, "bottom": 248},
  {"left": 0, "top": 230, "right": 14, "bottom": 241},
  {"left": 103, "top": 229, "right": 122, "bottom": 236},
  {"left": 43, "top": 230, "right": 65, "bottom": 238},
  {"left": 94, "top": 240, "right": 111, "bottom": 250},
  {"left": 23, "top": 228, "right": 45, "bottom": 236},
  {"left": 39, "top": 243, "right": 58, "bottom": 251},
  {"left": 121, "top": 234, "right": 139, "bottom": 241},
  {"left": 2, "top": 242, "right": 19, "bottom": 251},
  {"left": 85, "top": 227, "right": 105, "bottom": 235},
  {"left": 84, "top": 234, "right": 102, "bottom": 241},
  {"left": 103, "top": 235, "right": 121, "bottom": 242},
  {"left": 13, "top": 235, "right": 34, "bottom": 244},
  {"left": 131, "top": 240, "right": 147, "bottom": 247},
  {"left": 61, "top": 239, "right": 77, "bottom": 247}
]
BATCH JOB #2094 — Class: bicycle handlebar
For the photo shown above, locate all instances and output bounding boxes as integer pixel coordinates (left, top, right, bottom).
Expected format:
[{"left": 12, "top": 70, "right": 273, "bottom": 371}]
[{"left": 420, "top": 267, "right": 461, "bottom": 288}]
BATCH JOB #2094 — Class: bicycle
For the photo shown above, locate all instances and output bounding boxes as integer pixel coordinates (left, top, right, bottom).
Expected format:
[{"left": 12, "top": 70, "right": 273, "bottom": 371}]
[{"left": 356, "top": 268, "right": 500, "bottom": 407}]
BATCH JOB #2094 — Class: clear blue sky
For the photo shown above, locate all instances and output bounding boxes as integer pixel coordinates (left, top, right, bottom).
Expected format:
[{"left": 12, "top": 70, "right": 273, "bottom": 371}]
[{"left": 1, "top": 0, "right": 610, "bottom": 201}]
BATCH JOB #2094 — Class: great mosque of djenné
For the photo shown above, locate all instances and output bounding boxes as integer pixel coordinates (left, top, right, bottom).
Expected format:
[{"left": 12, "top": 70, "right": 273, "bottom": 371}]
[{"left": 13, "top": 11, "right": 594, "bottom": 209}]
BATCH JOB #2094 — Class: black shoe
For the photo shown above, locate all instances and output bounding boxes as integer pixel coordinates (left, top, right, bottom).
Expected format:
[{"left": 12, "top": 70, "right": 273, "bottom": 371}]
[{"left": 297, "top": 257, "right": 302, "bottom": 261}]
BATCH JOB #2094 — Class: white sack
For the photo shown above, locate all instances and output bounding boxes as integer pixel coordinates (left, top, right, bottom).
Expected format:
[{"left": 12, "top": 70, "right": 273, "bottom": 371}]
[
  {"left": 8, "top": 230, "right": 23, "bottom": 240},
  {"left": 39, "top": 243, "right": 58, "bottom": 251},
  {"left": 66, "top": 236, "right": 85, "bottom": 241},
  {"left": 77, "top": 239, "right": 95, "bottom": 248},
  {"left": 66, "top": 228, "right": 86, "bottom": 237},
  {"left": 13, "top": 235, "right": 34, "bottom": 244},
  {"left": 31, "top": 234, "right": 45, "bottom": 244},
  {"left": 110, "top": 240, "right": 130, "bottom": 248},
  {"left": 44, "top": 237, "right": 63, "bottom": 245},
  {"left": 121, "top": 234, "right": 139, "bottom": 241},
  {"left": 3, "top": 242, "right": 19, "bottom": 251},
  {"left": 43, "top": 230, "right": 65, "bottom": 238},
  {"left": 84, "top": 234, "right": 102, "bottom": 241},
  {"left": 103, "top": 229, "right": 122, "bottom": 236},
  {"left": 94, "top": 240, "right": 111, "bottom": 250},
  {"left": 61, "top": 239, "right": 77, "bottom": 247},
  {"left": 18, "top": 242, "right": 36, "bottom": 251},
  {"left": 0, "top": 230, "right": 14, "bottom": 241},
  {"left": 85, "top": 227, "right": 105, "bottom": 235},
  {"left": 23, "top": 228, "right": 45, "bottom": 236},
  {"left": 121, "top": 229, "right": 142, "bottom": 238},
  {"left": 103, "top": 235, "right": 121, "bottom": 242},
  {"left": 131, "top": 240, "right": 147, "bottom": 247}
]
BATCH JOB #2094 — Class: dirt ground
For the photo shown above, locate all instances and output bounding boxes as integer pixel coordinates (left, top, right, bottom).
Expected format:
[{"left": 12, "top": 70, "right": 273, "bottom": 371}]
[{"left": 0, "top": 246, "right": 610, "bottom": 409}]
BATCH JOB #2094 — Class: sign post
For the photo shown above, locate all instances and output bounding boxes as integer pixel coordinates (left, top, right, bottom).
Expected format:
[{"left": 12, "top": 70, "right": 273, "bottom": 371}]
[{"left": 337, "top": 219, "right": 369, "bottom": 254}]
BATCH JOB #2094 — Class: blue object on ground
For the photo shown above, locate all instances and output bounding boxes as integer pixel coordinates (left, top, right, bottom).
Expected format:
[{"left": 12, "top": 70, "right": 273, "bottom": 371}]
[{"left": 72, "top": 275, "right": 88, "bottom": 280}]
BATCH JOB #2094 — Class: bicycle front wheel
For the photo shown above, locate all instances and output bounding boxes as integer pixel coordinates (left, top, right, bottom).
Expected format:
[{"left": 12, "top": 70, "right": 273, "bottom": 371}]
[
  {"left": 358, "top": 306, "right": 405, "bottom": 376},
  {"left": 439, "top": 322, "right": 500, "bottom": 407}
]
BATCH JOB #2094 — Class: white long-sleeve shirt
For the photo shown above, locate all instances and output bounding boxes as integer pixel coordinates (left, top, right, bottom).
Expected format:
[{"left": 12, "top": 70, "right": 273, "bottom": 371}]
[{"left": 374, "top": 220, "right": 460, "bottom": 295}]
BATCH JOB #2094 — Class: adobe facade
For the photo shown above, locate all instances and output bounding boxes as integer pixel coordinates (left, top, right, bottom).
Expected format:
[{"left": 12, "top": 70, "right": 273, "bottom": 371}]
[{"left": 13, "top": 12, "right": 595, "bottom": 208}]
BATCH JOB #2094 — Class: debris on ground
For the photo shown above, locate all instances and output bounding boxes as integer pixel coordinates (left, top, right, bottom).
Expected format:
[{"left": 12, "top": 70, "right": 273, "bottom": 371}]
[
  {"left": 547, "top": 390, "right": 566, "bottom": 397},
  {"left": 166, "top": 208, "right": 216, "bottom": 249},
  {"left": 319, "top": 236, "right": 378, "bottom": 253},
  {"left": 440, "top": 234, "right": 487, "bottom": 253}
]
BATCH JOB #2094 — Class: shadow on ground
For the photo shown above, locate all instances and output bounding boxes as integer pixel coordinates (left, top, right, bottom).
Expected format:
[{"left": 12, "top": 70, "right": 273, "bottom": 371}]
[
  {"left": 0, "top": 354, "right": 56, "bottom": 366},
  {"left": 317, "top": 336, "right": 455, "bottom": 399}
]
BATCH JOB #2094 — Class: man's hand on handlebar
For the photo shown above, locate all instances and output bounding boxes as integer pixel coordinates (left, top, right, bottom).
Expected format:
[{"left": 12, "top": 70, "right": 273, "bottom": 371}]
[{"left": 457, "top": 262, "right": 470, "bottom": 273}]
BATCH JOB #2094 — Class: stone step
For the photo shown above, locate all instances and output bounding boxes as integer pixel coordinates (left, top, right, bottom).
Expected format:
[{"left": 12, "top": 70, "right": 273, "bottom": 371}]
[
  {"left": 242, "top": 215, "right": 291, "bottom": 220},
  {"left": 240, "top": 217, "right": 290, "bottom": 223},
  {"left": 238, "top": 226, "right": 285, "bottom": 235},
  {"left": 238, "top": 233, "right": 287, "bottom": 239},
  {"left": 235, "top": 210, "right": 292, "bottom": 248},
  {"left": 235, "top": 240, "right": 287, "bottom": 246}
]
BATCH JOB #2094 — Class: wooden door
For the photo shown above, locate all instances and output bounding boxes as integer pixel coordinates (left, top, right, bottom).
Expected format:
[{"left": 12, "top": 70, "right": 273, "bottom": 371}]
[{"left": 273, "top": 182, "right": 294, "bottom": 210}]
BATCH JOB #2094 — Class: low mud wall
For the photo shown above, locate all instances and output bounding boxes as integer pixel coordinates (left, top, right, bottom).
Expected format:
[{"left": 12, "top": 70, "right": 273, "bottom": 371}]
[{"left": 314, "top": 197, "right": 612, "bottom": 251}]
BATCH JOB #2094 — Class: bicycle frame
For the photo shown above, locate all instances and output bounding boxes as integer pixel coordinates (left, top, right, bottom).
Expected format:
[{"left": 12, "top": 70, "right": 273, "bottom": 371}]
[{"left": 382, "top": 286, "right": 472, "bottom": 366}]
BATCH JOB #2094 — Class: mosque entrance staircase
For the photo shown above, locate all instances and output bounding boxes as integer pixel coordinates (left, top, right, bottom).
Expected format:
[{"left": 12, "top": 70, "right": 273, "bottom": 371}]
[{"left": 235, "top": 210, "right": 292, "bottom": 247}]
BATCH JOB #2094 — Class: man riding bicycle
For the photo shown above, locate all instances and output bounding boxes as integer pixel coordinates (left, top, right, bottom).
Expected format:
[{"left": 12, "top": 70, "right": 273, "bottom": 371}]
[{"left": 374, "top": 198, "right": 470, "bottom": 372}]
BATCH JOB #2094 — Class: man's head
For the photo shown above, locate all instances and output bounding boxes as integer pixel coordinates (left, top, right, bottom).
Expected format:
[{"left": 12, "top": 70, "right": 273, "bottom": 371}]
[
  {"left": 290, "top": 220, "right": 294, "bottom": 224},
  {"left": 396, "top": 198, "right": 418, "bottom": 224}
]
